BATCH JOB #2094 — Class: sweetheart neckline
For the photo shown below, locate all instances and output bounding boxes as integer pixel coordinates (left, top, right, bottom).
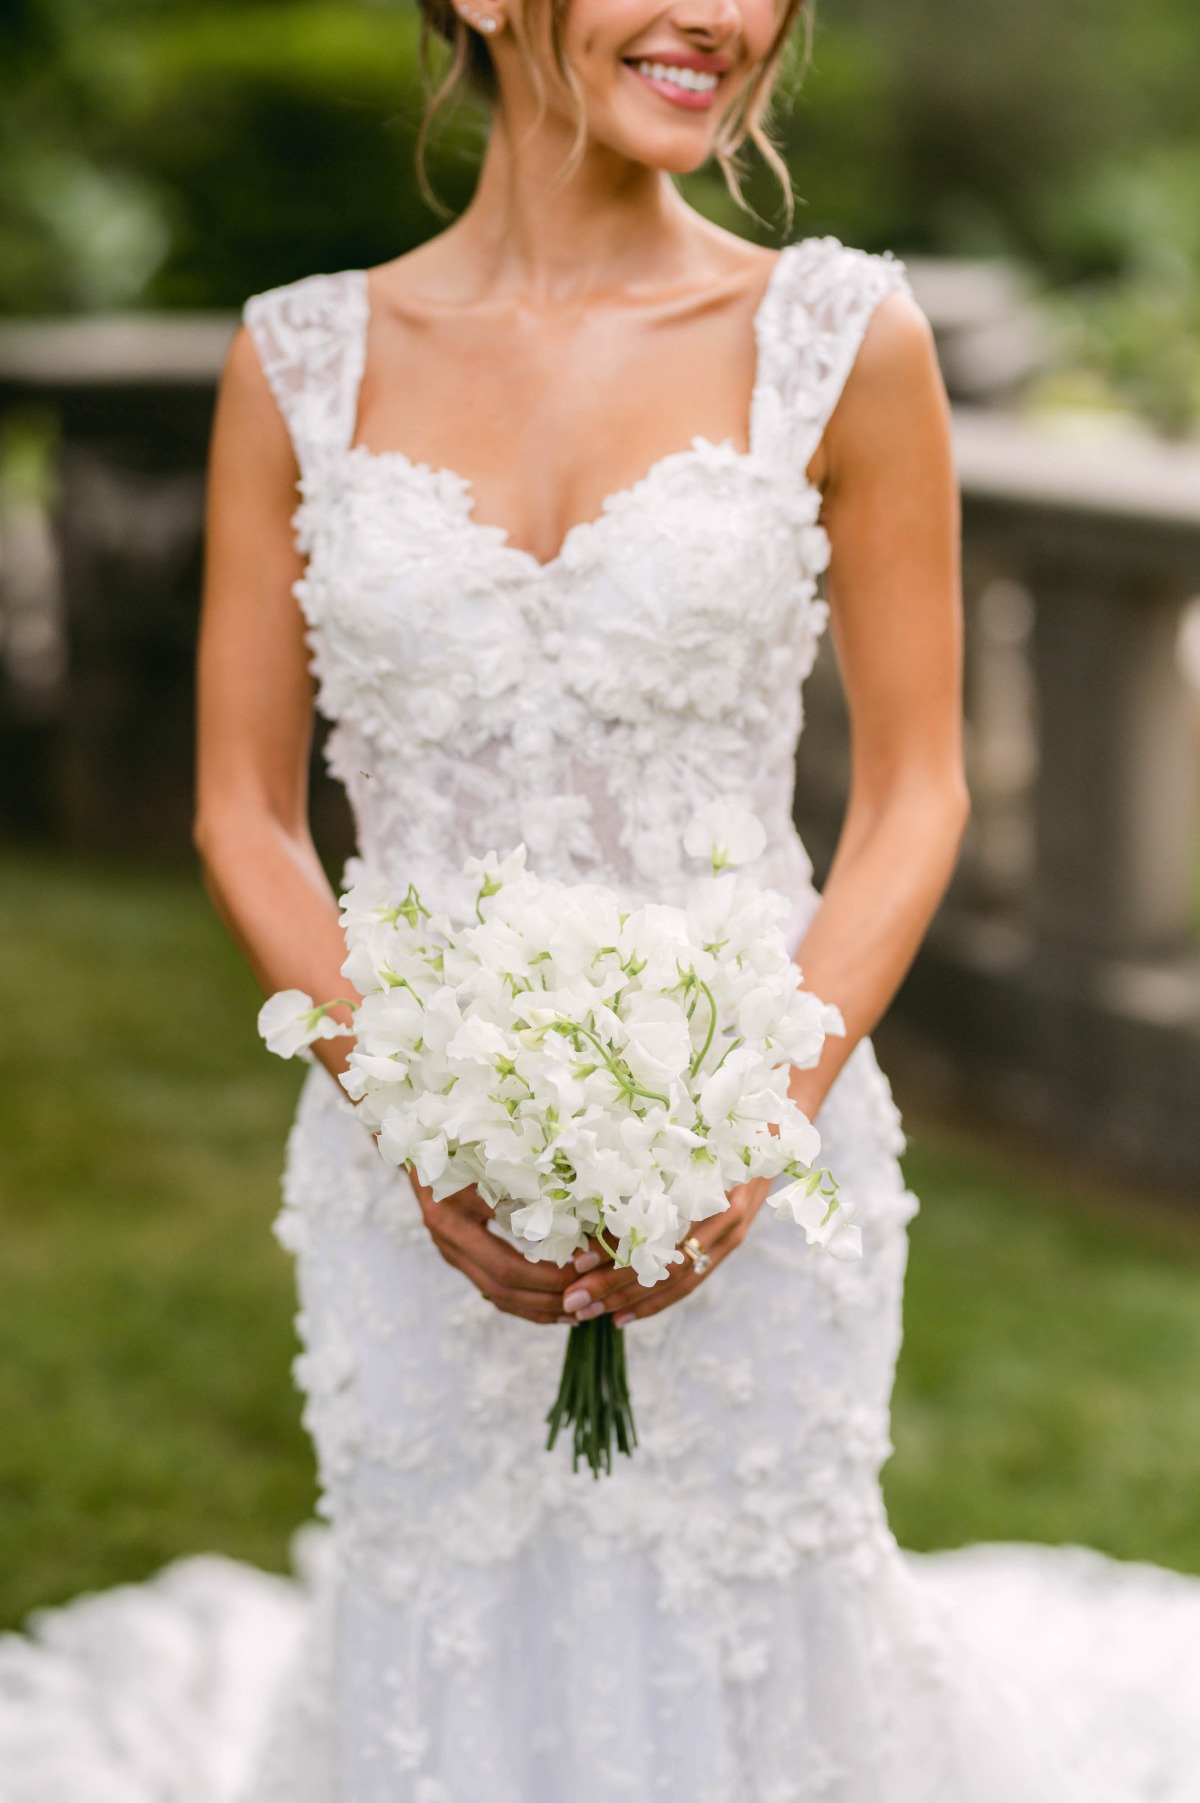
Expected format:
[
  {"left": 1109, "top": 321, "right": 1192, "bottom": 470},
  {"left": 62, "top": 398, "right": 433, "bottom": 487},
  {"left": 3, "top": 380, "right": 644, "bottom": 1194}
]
[
  {"left": 338, "top": 242, "right": 804, "bottom": 577},
  {"left": 334, "top": 432, "right": 809, "bottom": 579}
]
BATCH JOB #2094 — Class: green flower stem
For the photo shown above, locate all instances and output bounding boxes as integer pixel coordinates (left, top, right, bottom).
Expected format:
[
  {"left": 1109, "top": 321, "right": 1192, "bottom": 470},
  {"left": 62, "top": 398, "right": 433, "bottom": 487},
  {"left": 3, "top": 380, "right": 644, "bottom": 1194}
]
[
  {"left": 545, "top": 1316, "right": 638, "bottom": 1479},
  {"left": 308, "top": 998, "right": 357, "bottom": 1030},
  {"left": 553, "top": 1018, "right": 670, "bottom": 1109},
  {"left": 688, "top": 978, "right": 719, "bottom": 1079}
]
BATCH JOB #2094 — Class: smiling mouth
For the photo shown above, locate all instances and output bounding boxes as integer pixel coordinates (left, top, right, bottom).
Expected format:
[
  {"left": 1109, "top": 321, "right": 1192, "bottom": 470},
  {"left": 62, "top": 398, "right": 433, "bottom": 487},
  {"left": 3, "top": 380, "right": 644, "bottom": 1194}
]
[{"left": 625, "top": 59, "right": 725, "bottom": 109}]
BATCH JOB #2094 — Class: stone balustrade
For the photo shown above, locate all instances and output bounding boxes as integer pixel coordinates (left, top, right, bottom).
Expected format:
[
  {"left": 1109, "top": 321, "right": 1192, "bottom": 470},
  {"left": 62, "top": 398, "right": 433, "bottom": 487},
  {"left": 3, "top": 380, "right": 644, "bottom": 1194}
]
[
  {"left": 0, "top": 305, "right": 1197, "bottom": 1189},
  {"left": 801, "top": 410, "right": 1200, "bottom": 1192}
]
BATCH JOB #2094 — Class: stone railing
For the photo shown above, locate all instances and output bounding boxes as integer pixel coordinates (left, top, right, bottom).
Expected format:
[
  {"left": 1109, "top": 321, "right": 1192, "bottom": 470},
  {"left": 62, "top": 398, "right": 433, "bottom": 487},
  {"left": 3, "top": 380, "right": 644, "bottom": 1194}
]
[
  {"left": 1, "top": 306, "right": 1197, "bottom": 1189},
  {"left": 0, "top": 313, "right": 355, "bottom": 853},
  {"left": 798, "top": 411, "right": 1200, "bottom": 1192}
]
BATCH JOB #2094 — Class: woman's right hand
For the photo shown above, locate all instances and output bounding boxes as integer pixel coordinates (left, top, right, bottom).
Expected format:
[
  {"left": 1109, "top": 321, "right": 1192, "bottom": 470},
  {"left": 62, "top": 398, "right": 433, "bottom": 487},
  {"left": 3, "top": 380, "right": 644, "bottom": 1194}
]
[{"left": 408, "top": 1174, "right": 573, "bottom": 1325}]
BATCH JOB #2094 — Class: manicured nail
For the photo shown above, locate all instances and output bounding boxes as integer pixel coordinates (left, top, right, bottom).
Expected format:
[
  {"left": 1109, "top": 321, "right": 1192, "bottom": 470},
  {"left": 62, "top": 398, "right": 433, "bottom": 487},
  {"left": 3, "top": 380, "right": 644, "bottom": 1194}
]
[
  {"left": 573, "top": 1250, "right": 602, "bottom": 1273},
  {"left": 576, "top": 1300, "right": 606, "bottom": 1321},
  {"left": 563, "top": 1286, "right": 591, "bottom": 1312},
  {"left": 614, "top": 1312, "right": 634, "bottom": 1327}
]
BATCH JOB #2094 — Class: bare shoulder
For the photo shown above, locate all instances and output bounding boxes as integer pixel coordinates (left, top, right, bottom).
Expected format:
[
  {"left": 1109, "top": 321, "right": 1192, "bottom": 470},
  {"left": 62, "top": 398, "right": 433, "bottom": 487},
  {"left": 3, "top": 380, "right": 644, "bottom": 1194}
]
[
  {"left": 847, "top": 286, "right": 940, "bottom": 408},
  {"left": 210, "top": 322, "right": 297, "bottom": 491},
  {"left": 221, "top": 318, "right": 274, "bottom": 402},
  {"left": 822, "top": 285, "right": 950, "bottom": 489}
]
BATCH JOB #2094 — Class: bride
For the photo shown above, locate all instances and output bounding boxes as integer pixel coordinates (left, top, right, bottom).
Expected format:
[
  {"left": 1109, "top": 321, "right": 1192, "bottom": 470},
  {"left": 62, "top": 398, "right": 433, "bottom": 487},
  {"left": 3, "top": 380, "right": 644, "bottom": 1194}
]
[{"left": 4, "top": 2, "right": 1200, "bottom": 1800}]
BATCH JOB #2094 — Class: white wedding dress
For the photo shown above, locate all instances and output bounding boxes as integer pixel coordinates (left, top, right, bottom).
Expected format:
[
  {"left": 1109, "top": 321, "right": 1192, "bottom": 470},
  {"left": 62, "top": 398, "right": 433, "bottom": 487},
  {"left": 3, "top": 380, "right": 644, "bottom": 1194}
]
[{"left": 4, "top": 235, "right": 1200, "bottom": 1803}]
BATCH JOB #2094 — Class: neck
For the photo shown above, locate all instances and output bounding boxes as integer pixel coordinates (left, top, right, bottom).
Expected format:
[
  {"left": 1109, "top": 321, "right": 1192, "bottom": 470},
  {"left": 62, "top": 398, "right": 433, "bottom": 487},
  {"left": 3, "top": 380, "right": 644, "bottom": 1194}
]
[{"left": 452, "top": 110, "right": 699, "bottom": 304}]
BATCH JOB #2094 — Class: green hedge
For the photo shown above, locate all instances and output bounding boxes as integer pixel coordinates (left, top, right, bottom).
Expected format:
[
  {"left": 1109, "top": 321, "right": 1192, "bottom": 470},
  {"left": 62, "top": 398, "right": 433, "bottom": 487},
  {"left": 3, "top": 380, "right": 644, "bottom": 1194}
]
[{"left": 3, "top": 0, "right": 1200, "bottom": 312}]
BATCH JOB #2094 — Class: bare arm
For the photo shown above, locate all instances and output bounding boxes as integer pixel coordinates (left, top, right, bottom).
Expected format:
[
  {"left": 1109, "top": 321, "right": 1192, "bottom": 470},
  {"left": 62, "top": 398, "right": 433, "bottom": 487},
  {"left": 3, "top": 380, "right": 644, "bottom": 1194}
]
[
  {"left": 196, "top": 327, "right": 571, "bottom": 1324},
  {"left": 563, "top": 289, "right": 967, "bottom": 1325},
  {"left": 785, "top": 287, "right": 968, "bottom": 1120},
  {"left": 195, "top": 324, "right": 356, "bottom": 1067}
]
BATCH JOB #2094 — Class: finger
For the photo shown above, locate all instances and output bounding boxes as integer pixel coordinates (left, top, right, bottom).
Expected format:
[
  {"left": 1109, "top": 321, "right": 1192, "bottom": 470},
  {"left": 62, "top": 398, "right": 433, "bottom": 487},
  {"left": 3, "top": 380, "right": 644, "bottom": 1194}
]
[
  {"left": 562, "top": 1256, "right": 680, "bottom": 1317},
  {"left": 606, "top": 1207, "right": 758, "bottom": 1325},
  {"left": 561, "top": 1202, "right": 751, "bottom": 1317},
  {"left": 413, "top": 1182, "right": 578, "bottom": 1294},
  {"left": 423, "top": 1206, "right": 574, "bottom": 1294},
  {"left": 613, "top": 1269, "right": 706, "bottom": 1325},
  {"left": 449, "top": 1249, "right": 569, "bottom": 1324},
  {"left": 471, "top": 1235, "right": 575, "bottom": 1292},
  {"left": 432, "top": 1223, "right": 573, "bottom": 1297},
  {"left": 561, "top": 1208, "right": 747, "bottom": 1316},
  {"left": 411, "top": 1177, "right": 571, "bottom": 1317},
  {"left": 613, "top": 1194, "right": 771, "bottom": 1325}
]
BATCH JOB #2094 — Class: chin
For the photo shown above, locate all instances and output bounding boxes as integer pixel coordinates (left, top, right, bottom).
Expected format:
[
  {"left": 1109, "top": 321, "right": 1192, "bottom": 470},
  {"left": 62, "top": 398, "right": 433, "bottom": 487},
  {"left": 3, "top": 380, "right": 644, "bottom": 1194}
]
[
  {"left": 589, "top": 88, "right": 731, "bottom": 177},
  {"left": 609, "top": 126, "right": 718, "bottom": 176}
]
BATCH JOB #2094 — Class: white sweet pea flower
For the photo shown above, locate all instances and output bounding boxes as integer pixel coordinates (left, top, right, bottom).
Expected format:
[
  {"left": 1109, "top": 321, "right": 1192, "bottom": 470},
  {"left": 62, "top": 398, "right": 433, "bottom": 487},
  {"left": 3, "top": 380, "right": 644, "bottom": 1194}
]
[
  {"left": 699, "top": 1043, "right": 780, "bottom": 1133},
  {"left": 492, "top": 1199, "right": 585, "bottom": 1265},
  {"left": 667, "top": 1152, "right": 730, "bottom": 1223},
  {"left": 770, "top": 1175, "right": 835, "bottom": 1232},
  {"left": 475, "top": 1119, "right": 547, "bottom": 1205},
  {"left": 446, "top": 1014, "right": 510, "bottom": 1071},
  {"left": 546, "top": 886, "right": 624, "bottom": 978},
  {"left": 374, "top": 1108, "right": 423, "bottom": 1170},
  {"left": 339, "top": 1049, "right": 410, "bottom": 1094},
  {"left": 776, "top": 992, "right": 846, "bottom": 1069},
  {"left": 462, "top": 844, "right": 528, "bottom": 903},
  {"left": 770, "top": 1174, "right": 861, "bottom": 1261},
  {"left": 617, "top": 904, "right": 700, "bottom": 993},
  {"left": 341, "top": 937, "right": 383, "bottom": 1000},
  {"left": 258, "top": 990, "right": 348, "bottom": 1060},
  {"left": 613, "top": 1185, "right": 687, "bottom": 1285},
  {"left": 825, "top": 1216, "right": 864, "bottom": 1261},
  {"left": 520, "top": 1045, "right": 588, "bottom": 1121},
  {"left": 576, "top": 1063, "right": 629, "bottom": 1111},
  {"left": 619, "top": 994, "right": 694, "bottom": 1092},
  {"left": 411, "top": 1134, "right": 451, "bottom": 1188},
  {"left": 557, "top": 1133, "right": 642, "bottom": 1216},
  {"left": 737, "top": 984, "right": 788, "bottom": 1050},
  {"left": 772, "top": 1110, "right": 823, "bottom": 1172},
  {"left": 687, "top": 871, "right": 789, "bottom": 963},
  {"left": 683, "top": 800, "right": 767, "bottom": 871},
  {"left": 338, "top": 873, "right": 405, "bottom": 939},
  {"left": 505, "top": 1193, "right": 561, "bottom": 1244}
]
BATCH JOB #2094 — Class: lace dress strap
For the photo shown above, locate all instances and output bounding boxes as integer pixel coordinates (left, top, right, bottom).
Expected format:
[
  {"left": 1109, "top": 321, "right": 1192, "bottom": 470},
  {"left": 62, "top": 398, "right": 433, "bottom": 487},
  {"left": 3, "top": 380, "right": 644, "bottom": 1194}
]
[
  {"left": 752, "top": 235, "right": 913, "bottom": 476},
  {"left": 242, "top": 269, "right": 369, "bottom": 478}
]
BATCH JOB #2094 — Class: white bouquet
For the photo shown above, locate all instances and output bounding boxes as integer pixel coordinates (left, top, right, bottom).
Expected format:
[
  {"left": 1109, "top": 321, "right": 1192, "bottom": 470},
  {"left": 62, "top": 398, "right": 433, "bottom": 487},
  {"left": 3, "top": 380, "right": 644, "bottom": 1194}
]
[{"left": 259, "top": 803, "right": 857, "bottom": 1476}]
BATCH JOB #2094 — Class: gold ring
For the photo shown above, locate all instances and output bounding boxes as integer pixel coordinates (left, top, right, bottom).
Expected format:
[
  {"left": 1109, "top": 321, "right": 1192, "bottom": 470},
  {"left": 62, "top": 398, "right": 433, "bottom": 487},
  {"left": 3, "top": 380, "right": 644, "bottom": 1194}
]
[{"left": 681, "top": 1236, "right": 712, "bottom": 1276}]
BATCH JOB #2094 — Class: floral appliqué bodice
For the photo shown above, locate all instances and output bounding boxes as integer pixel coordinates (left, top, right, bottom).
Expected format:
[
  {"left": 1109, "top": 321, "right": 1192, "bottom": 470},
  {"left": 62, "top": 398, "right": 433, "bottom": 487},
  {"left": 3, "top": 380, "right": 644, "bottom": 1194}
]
[{"left": 244, "top": 236, "right": 911, "bottom": 942}]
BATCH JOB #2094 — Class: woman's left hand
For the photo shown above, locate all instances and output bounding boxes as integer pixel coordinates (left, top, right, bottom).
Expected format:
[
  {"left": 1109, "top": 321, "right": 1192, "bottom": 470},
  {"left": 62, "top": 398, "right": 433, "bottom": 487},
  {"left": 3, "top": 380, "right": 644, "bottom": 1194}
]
[{"left": 559, "top": 1176, "right": 774, "bottom": 1327}]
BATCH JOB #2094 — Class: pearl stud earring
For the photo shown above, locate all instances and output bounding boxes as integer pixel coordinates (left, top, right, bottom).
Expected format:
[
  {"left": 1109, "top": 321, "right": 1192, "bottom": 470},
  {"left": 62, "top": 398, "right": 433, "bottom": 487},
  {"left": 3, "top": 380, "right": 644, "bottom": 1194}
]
[{"left": 459, "top": 5, "right": 499, "bottom": 30}]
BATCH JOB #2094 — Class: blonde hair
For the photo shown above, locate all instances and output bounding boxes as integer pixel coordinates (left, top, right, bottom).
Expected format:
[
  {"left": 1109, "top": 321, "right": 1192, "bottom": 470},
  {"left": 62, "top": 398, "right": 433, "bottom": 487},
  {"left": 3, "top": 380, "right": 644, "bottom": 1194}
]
[{"left": 415, "top": 0, "right": 811, "bottom": 225}]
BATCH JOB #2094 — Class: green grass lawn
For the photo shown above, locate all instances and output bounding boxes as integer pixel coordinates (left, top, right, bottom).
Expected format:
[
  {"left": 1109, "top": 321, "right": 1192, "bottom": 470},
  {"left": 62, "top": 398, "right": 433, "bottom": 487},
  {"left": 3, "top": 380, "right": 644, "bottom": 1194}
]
[{"left": 2, "top": 850, "right": 1199, "bottom": 1630}]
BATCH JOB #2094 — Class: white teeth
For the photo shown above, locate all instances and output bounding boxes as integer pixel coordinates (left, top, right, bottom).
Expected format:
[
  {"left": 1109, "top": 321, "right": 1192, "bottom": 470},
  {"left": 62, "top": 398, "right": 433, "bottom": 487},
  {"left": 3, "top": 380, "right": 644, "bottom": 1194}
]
[{"left": 633, "top": 60, "right": 719, "bottom": 95}]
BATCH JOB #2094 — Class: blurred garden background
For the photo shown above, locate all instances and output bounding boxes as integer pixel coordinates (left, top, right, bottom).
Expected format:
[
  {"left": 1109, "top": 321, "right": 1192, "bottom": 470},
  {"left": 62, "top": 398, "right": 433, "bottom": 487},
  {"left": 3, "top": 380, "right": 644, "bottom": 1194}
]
[
  {"left": 3, "top": 0, "right": 1200, "bottom": 425},
  {"left": 2, "top": 0, "right": 1200, "bottom": 1630}
]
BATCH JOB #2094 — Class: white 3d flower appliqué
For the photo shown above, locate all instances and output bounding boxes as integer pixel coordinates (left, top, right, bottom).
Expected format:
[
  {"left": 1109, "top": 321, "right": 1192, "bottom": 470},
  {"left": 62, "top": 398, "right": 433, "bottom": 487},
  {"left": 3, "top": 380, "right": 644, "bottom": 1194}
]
[{"left": 683, "top": 799, "right": 768, "bottom": 871}]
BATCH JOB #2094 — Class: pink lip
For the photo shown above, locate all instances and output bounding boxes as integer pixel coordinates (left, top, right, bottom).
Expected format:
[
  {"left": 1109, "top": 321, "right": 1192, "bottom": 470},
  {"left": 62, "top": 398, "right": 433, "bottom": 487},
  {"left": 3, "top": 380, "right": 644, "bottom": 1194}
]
[{"left": 624, "top": 54, "right": 729, "bottom": 112}]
